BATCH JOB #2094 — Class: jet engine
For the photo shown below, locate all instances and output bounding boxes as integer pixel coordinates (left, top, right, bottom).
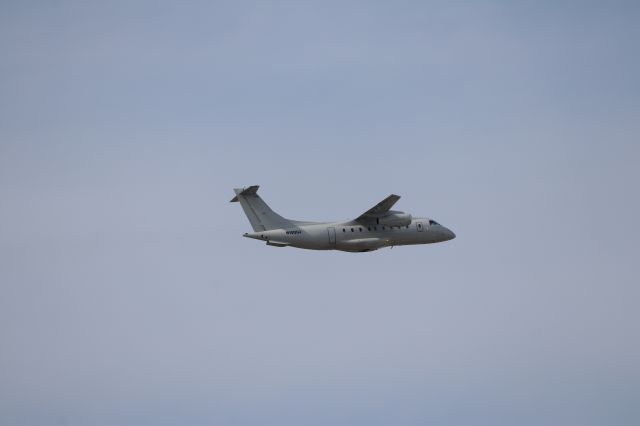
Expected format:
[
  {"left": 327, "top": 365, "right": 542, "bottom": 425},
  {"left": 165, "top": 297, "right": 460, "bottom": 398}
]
[{"left": 377, "top": 211, "right": 412, "bottom": 227}]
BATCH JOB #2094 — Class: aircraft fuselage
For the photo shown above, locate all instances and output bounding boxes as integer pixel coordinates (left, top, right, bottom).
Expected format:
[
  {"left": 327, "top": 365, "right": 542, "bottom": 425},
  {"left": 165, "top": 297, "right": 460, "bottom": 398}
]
[{"left": 244, "top": 219, "right": 455, "bottom": 252}]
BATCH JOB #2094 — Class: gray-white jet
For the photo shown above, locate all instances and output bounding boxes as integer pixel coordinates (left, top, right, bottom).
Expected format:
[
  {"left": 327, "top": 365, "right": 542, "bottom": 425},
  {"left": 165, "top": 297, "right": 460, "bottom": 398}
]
[{"left": 231, "top": 186, "right": 455, "bottom": 252}]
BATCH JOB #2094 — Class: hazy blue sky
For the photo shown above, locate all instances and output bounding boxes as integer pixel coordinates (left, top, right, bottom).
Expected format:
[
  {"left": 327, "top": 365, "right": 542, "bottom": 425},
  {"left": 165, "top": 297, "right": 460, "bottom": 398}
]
[{"left": 1, "top": 1, "right": 639, "bottom": 425}]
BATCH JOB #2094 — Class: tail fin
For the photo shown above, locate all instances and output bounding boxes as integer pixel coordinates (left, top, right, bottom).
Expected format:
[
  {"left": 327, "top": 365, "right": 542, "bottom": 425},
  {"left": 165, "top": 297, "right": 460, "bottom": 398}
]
[{"left": 230, "top": 186, "right": 293, "bottom": 231}]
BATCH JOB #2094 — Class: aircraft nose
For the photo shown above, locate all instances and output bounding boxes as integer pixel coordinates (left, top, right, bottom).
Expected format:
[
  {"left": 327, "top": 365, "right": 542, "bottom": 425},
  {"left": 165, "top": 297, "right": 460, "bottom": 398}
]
[{"left": 444, "top": 227, "right": 456, "bottom": 241}]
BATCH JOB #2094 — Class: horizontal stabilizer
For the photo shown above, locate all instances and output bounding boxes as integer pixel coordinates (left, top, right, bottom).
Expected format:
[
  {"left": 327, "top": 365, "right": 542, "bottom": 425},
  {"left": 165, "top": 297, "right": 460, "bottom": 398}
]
[
  {"left": 266, "top": 240, "right": 290, "bottom": 247},
  {"left": 230, "top": 185, "right": 260, "bottom": 202}
]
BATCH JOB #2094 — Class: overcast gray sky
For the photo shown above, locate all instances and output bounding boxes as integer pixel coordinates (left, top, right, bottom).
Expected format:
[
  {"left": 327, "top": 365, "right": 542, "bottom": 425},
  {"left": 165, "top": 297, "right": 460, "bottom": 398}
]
[{"left": 1, "top": 1, "right": 639, "bottom": 425}]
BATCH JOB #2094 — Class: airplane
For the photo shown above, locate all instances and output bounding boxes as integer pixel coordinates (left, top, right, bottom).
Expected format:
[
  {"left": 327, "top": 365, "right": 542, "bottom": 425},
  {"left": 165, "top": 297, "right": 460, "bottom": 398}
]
[{"left": 231, "top": 185, "right": 455, "bottom": 253}]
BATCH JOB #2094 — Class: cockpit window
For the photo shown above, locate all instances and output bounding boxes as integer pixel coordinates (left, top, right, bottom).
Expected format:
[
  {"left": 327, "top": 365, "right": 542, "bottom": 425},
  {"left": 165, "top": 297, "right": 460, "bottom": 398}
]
[{"left": 429, "top": 220, "right": 440, "bottom": 226}]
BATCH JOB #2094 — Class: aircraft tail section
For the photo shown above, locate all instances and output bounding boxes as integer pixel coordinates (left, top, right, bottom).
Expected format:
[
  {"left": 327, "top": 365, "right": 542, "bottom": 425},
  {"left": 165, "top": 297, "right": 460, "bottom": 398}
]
[{"left": 230, "top": 186, "right": 293, "bottom": 231}]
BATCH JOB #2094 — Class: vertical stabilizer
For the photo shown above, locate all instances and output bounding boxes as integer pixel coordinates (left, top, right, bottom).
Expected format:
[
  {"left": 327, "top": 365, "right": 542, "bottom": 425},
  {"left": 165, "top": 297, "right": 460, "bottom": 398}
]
[{"left": 230, "top": 186, "right": 292, "bottom": 231}]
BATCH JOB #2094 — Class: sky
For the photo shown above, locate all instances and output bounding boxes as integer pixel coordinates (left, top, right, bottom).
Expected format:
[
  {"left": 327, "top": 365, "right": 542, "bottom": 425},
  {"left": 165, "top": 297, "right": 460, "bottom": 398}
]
[{"left": 1, "top": 1, "right": 639, "bottom": 425}]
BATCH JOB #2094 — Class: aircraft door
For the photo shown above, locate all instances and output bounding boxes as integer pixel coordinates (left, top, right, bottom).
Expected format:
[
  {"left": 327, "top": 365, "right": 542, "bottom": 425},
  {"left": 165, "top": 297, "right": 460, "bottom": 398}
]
[
  {"left": 416, "top": 222, "right": 424, "bottom": 232},
  {"left": 327, "top": 227, "right": 336, "bottom": 247}
]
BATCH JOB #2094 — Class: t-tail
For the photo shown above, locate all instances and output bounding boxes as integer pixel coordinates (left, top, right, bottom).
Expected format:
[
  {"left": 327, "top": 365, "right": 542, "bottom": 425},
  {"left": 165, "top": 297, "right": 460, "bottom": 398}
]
[{"left": 230, "top": 185, "right": 293, "bottom": 231}]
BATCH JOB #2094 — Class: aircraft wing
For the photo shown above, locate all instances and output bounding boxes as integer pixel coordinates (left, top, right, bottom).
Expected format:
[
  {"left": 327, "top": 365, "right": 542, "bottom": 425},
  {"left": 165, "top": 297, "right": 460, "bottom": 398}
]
[{"left": 356, "top": 194, "right": 401, "bottom": 222}]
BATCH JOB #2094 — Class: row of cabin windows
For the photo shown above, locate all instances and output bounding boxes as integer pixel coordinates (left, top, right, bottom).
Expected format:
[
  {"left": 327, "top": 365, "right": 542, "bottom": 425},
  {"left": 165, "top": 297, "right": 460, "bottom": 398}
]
[{"left": 342, "top": 225, "right": 411, "bottom": 233}]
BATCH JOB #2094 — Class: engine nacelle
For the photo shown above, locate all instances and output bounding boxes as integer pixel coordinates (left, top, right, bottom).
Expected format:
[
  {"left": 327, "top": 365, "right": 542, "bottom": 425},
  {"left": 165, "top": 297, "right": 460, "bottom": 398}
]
[{"left": 378, "top": 211, "right": 412, "bottom": 227}]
